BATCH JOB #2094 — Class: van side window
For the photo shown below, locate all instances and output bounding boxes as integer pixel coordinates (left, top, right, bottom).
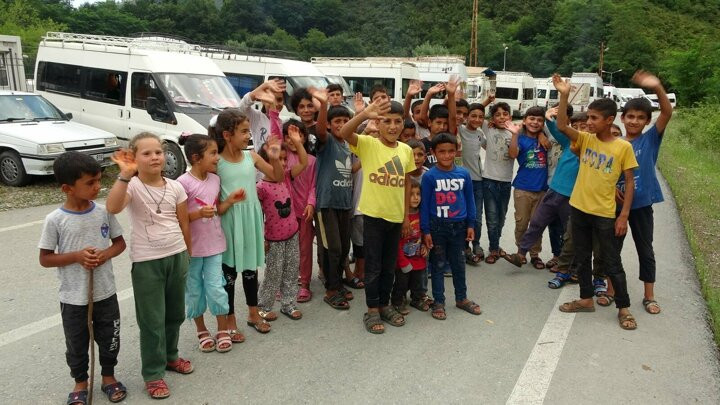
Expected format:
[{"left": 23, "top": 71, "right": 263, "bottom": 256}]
[
  {"left": 344, "top": 77, "right": 395, "bottom": 99},
  {"left": 131, "top": 73, "right": 156, "bottom": 109},
  {"left": 419, "top": 81, "right": 446, "bottom": 99},
  {"left": 495, "top": 87, "right": 519, "bottom": 100},
  {"left": 523, "top": 88, "right": 535, "bottom": 100},
  {"left": 225, "top": 73, "right": 264, "bottom": 98},
  {"left": 83, "top": 69, "right": 127, "bottom": 105},
  {"left": 589, "top": 87, "right": 595, "bottom": 97},
  {"left": 36, "top": 61, "right": 82, "bottom": 96}
]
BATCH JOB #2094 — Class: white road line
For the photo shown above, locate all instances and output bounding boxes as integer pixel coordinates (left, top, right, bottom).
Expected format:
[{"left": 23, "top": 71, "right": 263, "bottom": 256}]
[
  {"left": 0, "top": 288, "right": 133, "bottom": 348},
  {"left": 0, "top": 219, "right": 45, "bottom": 233},
  {"left": 506, "top": 287, "right": 577, "bottom": 405}
]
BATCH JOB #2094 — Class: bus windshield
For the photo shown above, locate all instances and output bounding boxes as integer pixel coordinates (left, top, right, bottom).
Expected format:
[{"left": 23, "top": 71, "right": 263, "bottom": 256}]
[{"left": 157, "top": 73, "right": 241, "bottom": 110}]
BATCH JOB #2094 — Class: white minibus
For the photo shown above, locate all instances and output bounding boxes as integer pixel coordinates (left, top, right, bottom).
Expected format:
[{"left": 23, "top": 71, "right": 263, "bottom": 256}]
[
  {"left": 534, "top": 77, "right": 558, "bottom": 108},
  {"left": 571, "top": 73, "right": 604, "bottom": 105},
  {"left": 493, "top": 71, "right": 536, "bottom": 118}
]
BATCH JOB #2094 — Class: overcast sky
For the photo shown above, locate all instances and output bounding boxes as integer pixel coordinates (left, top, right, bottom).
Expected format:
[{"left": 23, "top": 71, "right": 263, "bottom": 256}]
[{"left": 72, "top": 0, "right": 105, "bottom": 7}]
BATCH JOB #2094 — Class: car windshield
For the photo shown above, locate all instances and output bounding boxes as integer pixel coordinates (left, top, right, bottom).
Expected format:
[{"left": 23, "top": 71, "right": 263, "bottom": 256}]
[
  {"left": 326, "top": 75, "right": 353, "bottom": 96},
  {"left": 0, "top": 94, "right": 64, "bottom": 122},
  {"left": 156, "top": 73, "right": 241, "bottom": 110},
  {"left": 285, "top": 76, "right": 329, "bottom": 95}
]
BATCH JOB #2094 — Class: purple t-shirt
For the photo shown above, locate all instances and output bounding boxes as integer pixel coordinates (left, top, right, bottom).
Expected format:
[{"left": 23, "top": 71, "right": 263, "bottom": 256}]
[
  {"left": 177, "top": 172, "right": 226, "bottom": 257},
  {"left": 257, "top": 178, "right": 299, "bottom": 241}
]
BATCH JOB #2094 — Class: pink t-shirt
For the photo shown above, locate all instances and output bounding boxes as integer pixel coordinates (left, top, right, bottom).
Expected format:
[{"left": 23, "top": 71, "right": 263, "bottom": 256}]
[
  {"left": 286, "top": 150, "right": 317, "bottom": 219},
  {"left": 256, "top": 178, "right": 299, "bottom": 241},
  {"left": 177, "top": 172, "right": 226, "bottom": 258},
  {"left": 126, "top": 177, "right": 188, "bottom": 262}
]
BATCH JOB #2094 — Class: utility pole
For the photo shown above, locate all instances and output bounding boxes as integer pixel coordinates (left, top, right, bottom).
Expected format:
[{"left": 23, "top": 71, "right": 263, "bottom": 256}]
[
  {"left": 598, "top": 41, "right": 605, "bottom": 77},
  {"left": 469, "top": 0, "right": 478, "bottom": 67}
]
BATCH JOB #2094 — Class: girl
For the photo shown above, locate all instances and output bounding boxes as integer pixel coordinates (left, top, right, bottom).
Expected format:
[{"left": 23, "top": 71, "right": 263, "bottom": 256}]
[
  {"left": 107, "top": 133, "right": 192, "bottom": 400},
  {"left": 177, "top": 134, "right": 244, "bottom": 354},
  {"left": 256, "top": 124, "right": 308, "bottom": 320},
  {"left": 210, "top": 109, "right": 284, "bottom": 336}
]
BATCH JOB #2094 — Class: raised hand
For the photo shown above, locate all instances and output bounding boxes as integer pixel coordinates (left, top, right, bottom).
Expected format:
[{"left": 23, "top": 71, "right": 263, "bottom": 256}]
[
  {"left": 353, "top": 92, "right": 366, "bottom": 113},
  {"left": 552, "top": 74, "right": 571, "bottom": 95},
  {"left": 364, "top": 99, "right": 391, "bottom": 119},
  {"left": 287, "top": 124, "right": 302, "bottom": 145},
  {"left": 631, "top": 70, "right": 662, "bottom": 90},
  {"left": 265, "top": 137, "right": 282, "bottom": 160},
  {"left": 264, "top": 78, "right": 286, "bottom": 94},
  {"left": 254, "top": 89, "right": 276, "bottom": 106},
  {"left": 406, "top": 79, "right": 423, "bottom": 98},
  {"left": 309, "top": 87, "right": 328, "bottom": 104},
  {"left": 428, "top": 83, "right": 446, "bottom": 96},
  {"left": 111, "top": 149, "right": 137, "bottom": 178},
  {"left": 502, "top": 120, "right": 522, "bottom": 134},
  {"left": 546, "top": 106, "right": 559, "bottom": 121},
  {"left": 446, "top": 74, "right": 460, "bottom": 95}
]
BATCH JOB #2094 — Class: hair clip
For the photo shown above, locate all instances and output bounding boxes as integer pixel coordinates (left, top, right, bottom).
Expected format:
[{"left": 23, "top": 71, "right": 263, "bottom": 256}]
[{"left": 209, "top": 115, "right": 218, "bottom": 128}]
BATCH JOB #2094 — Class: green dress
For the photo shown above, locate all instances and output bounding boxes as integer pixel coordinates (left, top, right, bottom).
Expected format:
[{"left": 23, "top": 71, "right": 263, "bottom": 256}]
[{"left": 218, "top": 152, "right": 265, "bottom": 270}]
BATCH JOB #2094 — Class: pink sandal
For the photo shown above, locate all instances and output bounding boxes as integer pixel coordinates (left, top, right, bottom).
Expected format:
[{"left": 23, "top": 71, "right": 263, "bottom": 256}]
[{"left": 297, "top": 287, "right": 312, "bottom": 303}]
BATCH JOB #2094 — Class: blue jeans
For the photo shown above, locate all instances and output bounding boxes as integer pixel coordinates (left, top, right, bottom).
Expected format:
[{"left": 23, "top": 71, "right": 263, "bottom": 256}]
[
  {"left": 471, "top": 180, "right": 484, "bottom": 249},
  {"left": 429, "top": 219, "right": 468, "bottom": 305},
  {"left": 187, "top": 254, "right": 228, "bottom": 319},
  {"left": 482, "top": 178, "right": 511, "bottom": 251}
]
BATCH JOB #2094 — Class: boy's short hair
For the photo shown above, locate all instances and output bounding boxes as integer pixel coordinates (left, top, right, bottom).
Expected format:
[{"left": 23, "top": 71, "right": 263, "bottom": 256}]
[
  {"left": 411, "top": 99, "right": 423, "bottom": 111},
  {"left": 621, "top": 97, "right": 652, "bottom": 118},
  {"left": 326, "top": 83, "right": 343, "bottom": 94},
  {"left": 388, "top": 100, "right": 404, "bottom": 116},
  {"left": 406, "top": 138, "right": 425, "bottom": 151},
  {"left": 524, "top": 106, "right": 546, "bottom": 118},
  {"left": 431, "top": 132, "right": 458, "bottom": 150},
  {"left": 404, "top": 118, "right": 416, "bottom": 129},
  {"left": 53, "top": 151, "right": 101, "bottom": 186},
  {"left": 328, "top": 105, "right": 352, "bottom": 121},
  {"left": 370, "top": 84, "right": 388, "bottom": 100},
  {"left": 468, "top": 103, "right": 485, "bottom": 114},
  {"left": 456, "top": 99, "right": 469, "bottom": 109},
  {"left": 550, "top": 102, "right": 574, "bottom": 117},
  {"left": 587, "top": 98, "right": 617, "bottom": 119},
  {"left": 429, "top": 104, "right": 449, "bottom": 121},
  {"left": 490, "top": 102, "right": 511, "bottom": 116},
  {"left": 570, "top": 112, "right": 588, "bottom": 123},
  {"left": 290, "top": 88, "right": 312, "bottom": 112}
]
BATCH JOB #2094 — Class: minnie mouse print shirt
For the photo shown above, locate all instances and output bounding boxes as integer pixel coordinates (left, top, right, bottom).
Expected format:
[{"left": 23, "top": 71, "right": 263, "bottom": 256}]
[{"left": 257, "top": 176, "right": 299, "bottom": 241}]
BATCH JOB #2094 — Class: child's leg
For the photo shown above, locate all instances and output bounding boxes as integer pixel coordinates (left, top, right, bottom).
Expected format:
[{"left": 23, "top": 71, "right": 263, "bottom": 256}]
[
  {"left": 628, "top": 207, "right": 656, "bottom": 294},
  {"left": 446, "top": 223, "right": 468, "bottom": 303},
  {"left": 429, "top": 220, "right": 449, "bottom": 305},
  {"left": 203, "top": 254, "right": 230, "bottom": 320},
  {"left": 517, "top": 191, "right": 564, "bottom": 256},
  {"left": 408, "top": 270, "right": 425, "bottom": 303},
  {"left": 593, "top": 216, "right": 630, "bottom": 309},
  {"left": 165, "top": 251, "right": 188, "bottom": 364},
  {"left": 351, "top": 215, "right": 365, "bottom": 280},
  {"left": 92, "top": 295, "right": 121, "bottom": 387},
  {"left": 378, "top": 220, "right": 403, "bottom": 308},
  {"left": 280, "top": 233, "right": 301, "bottom": 309},
  {"left": 258, "top": 241, "right": 284, "bottom": 311},
  {"left": 241, "top": 270, "right": 261, "bottom": 320},
  {"left": 555, "top": 216, "right": 574, "bottom": 273},
  {"left": 472, "top": 180, "right": 484, "bottom": 251},
  {"left": 363, "top": 216, "right": 400, "bottom": 310},
  {"left": 60, "top": 302, "right": 90, "bottom": 385},
  {"left": 513, "top": 189, "right": 534, "bottom": 252},
  {"left": 570, "top": 208, "right": 596, "bottom": 302},
  {"left": 317, "top": 209, "right": 346, "bottom": 295},
  {"left": 298, "top": 217, "right": 314, "bottom": 289},
  {"left": 497, "top": 181, "right": 512, "bottom": 243},
  {"left": 339, "top": 210, "right": 353, "bottom": 281},
  {"left": 391, "top": 269, "right": 409, "bottom": 307},
  {"left": 548, "top": 218, "right": 564, "bottom": 258},
  {"left": 482, "top": 180, "right": 501, "bottom": 252},
  {"left": 186, "top": 257, "right": 207, "bottom": 323},
  {"left": 221, "top": 264, "right": 238, "bottom": 320}
]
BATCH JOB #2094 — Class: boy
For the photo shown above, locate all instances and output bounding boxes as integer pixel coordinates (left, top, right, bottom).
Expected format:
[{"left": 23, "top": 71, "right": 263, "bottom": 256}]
[
  {"left": 507, "top": 107, "right": 549, "bottom": 269},
  {"left": 402, "top": 80, "right": 429, "bottom": 139},
  {"left": 39, "top": 152, "right": 127, "bottom": 404},
  {"left": 326, "top": 83, "right": 345, "bottom": 108},
  {"left": 610, "top": 70, "right": 673, "bottom": 315},
  {"left": 370, "top": 84, "right": 390, "bottom": 103},
  {"left": 400, "top": 119, "right": 417, "bottom": 143},
  {"left": 552, "top": 74, "right": 639, "bottom": 330},
  {"left": 421, "top": 133, "right": 482, "bottom": 320},
  {"left": 340, "top": 99, "right": 415, "bottom": 334}
]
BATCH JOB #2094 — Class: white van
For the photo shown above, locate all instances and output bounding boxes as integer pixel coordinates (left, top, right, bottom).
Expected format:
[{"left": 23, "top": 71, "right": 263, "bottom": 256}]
[
  {"left": 35, "top": 32, "right": 243, "bottom": 179},
  {"left": 0, "top": 90, "right": 118, "bottom": 186},
  {"left": 667, "top": 93, "right": 677, "bottom": 108},
  {"left": 603, "top": 84, "right": 622, "bottom": 108},
  {"left": 534, "top": 77, "right": 557, "bottom": 108},
  {"left": 571, "top": 73, "right": 604, "bottom": 106},
  {"left": 617, "top": 88, "right": 649, "bottom": 110},
  {"left": 311, "top": 57, "right": 421, "bottom": 103},
  {"left": 494, "top": 71, "right": 535, "bottom": 118}
]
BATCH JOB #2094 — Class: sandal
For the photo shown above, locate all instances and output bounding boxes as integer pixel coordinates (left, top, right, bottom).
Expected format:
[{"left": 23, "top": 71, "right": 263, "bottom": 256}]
[
  {"left": 323, "top": 293, "right": 350, "bottom": 310},
  {"left": 363, "top": 312, "right": 384, "bottom": 334},
  {"left": 228, "top": 329, "right": 245, "bottom": 343},
  {"left": 431, "top": 303, "right": 447, "bottom": 320},
  {"left": 343, "top": 276, "right": 365, "bottom": 289},
  {"left": 215, "top": 331, "right": 233, "bottom": 353},
  {"left": 166, "top": 358, "right": 193, "bottom": 374},
  {"left": 504, "top": 253, "right": 524, "bottom": 268},
  {"left": 281, "top": 305, "right": 303, "bottom": 320},
  {"left": 340, "top": 287, "right": 354, "bottom": 301},
  {"left": 246, "top": 319, "right": 271, "bottom": 333},
  {"left": 465, "top": 250, "right": 483, "bottom": 266},
  {"left": 393, "top": 303, "right": 410, "bottom": 316},
  {"left": 196, "top": 330, "right": 215, "bottom": 353},
  {"left": 297, "top": 287, "right": 312, "bottom": 303},
  {"left": 101, "top": 382, "right": 127, "bottom": 403},
  {"left": 545, "top": 257, "right": 559, "bottom": 269},
  {"left": 548, "top": 272, "right": 573, "bottom": 289},
  {"left": 145, "top": 379, "right": 170, "bottom": 399},
  {"left": 618, "top": 313, "right": 637, "bottom": 330},
  {"left": 258, "top": 309, "right": 278, "bottom": 321},
  {"left": 456, "top": 299, "right": 482, "bottom": 315},
  {"left": 380, "top": 306, "right": 406, "bottom": 326},
  {"left": 596, "top": 294, "right": 615, "bottom": 307},
  {"left": 593, "top": 278, "right": 607, "bottom": 296},
  {"left": 642, "top": 298, "right": 661, "bottom": 314},
  {"left": 473, "top": 246, "right": 485, "bottom": 260},
  {"left": 530, "top": 256, "right": 546, "bottom": 269},
  {"left": 559, "top": 300, "right": 595, "bottom": 313},
  {"left": 67, "top": 390, "right": 88, "bottom": 405},
  {"left": 410, "top": 299, "right": 430, "bottom": 312}
]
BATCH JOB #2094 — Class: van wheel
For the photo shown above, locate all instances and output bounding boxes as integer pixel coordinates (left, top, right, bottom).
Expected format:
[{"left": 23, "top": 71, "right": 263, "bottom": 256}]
[
  {"left": 163, "top": 142, "right": 186, "bottom": 180},
  {"left": 0, "top": 151, "right": 30, "bottom": 187}
]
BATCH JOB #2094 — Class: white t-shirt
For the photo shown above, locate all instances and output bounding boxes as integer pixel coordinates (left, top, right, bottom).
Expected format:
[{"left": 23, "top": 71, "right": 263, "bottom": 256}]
[{"left": 482, "top": 122, "right": 515, "bottom": 182}]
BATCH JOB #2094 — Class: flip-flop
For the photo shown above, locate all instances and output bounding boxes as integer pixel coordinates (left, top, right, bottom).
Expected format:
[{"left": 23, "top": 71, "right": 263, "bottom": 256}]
[
  {"left": 101, "top": 382, "right": 127, "bottom": 403},
  {"left": 642, "top": 298, "right": 661, "bottom": 314},
  {"left": 67, "top": 390, "right": 88, "bottom": 405},
  {"left": 246, "top": 319, "right": 271, "bottom": 333},
  {"left": 596, "top": 294, "right": 615, "bottom": 307},
  {"left": 618, "top": 313, "right": 637, "bottom": 330},
  {"left": 559, "top": 300, "right": 595, "bottom": 313}
]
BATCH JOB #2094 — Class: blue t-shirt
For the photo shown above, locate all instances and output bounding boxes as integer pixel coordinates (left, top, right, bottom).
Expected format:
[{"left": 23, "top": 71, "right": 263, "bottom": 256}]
[
  {"left": 315, "top": 134, "right": 353, "bottom": 210},
  {"left": 420, "top": 165, "right": 476, "bottom": 234},
  {"left": 616, "top": 124, "right": 664, "bottom": 209},
  {"left": 546, "top": 120, "right": 580, "bottom": 197},
  {"left": 512, "top": 133, "right": 548, "bottom": 192}
]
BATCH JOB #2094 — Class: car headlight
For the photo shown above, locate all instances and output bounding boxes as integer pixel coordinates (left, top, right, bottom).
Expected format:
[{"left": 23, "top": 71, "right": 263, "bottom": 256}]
[
  {"left": 37, "top": 143, "right": 65, "bottom": 154},
  {"left": 105, "top": 137, "right": 118, "bottom": 147}
]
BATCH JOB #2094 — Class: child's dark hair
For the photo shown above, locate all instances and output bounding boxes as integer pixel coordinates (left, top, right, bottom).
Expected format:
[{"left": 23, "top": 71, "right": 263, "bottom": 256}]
[
  {"left": 388, "top": 100, "right": 404, "bottom": 116},
  {"left": 257, "top": 142, "right": 287, "bottom": 164},
  {"left": 468, "top": 103, "right": 485, "bottom": 115},
  {"left": 431, "top": 132, "right": 458, "bottom": 150},
  {"left": 328, "top": 105, "right": 352, "bottom": 121},
  {"left": 411, "top": 99, "right": 423, "bottom": 112},
  {"left": 370, "top": 84, "right": 388, "bottom": 100},
  {"left": 208, "top": 109, "right": 249, "bottom": 153},
  {"left": 570, "top": 112, "right": 588, "bottom": 123},
  {"left": 290, "top": 88, "right": 313, "bottom": 113},
  {"left": 587, "top": 98, "right": 617, "bottom": 119},
  {"left": 490, "top": 102, "right": 511, "bottom": 116},
  {"left": 283, "top": 119, "right": 311, "bottom": 150},
  {"left": 179, "top": 134, "right": 216, "bottom": 165},
  {"left": 550, "top": 102, "right": 574, "bottom": 117},
  {"left": 406, "top": 138, "right": 425, "bottom": 151},
  {"left": 611, "top": 123, "right": 622, "bottom": 133},
  {"left": 621, "top": 97, "right": 652, "bottom": 119},
  {"left": 326, "top": 83, "right": 343, "bottom": 94},
  {"left": 404, "top": 119, "right": 416, "bottom": 129},
  {"left": 53, "top": 151, "right": 101, "bottom": 186},
  {"left": 456, "top": 98, "right": 469, "bottom": 109},
  {"left": 524, "top": 106, "right": 546, "bottom": 118},
  {"left": 409, "top": 177, "right": 421, "bottom": 190},
  {"left": 429, "top": 104, "right": 449, "bottom": 121}
]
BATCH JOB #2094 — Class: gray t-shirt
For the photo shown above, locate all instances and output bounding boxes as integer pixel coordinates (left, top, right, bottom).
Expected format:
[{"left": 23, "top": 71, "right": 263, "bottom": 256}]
[
  {"left": 38, "top": 202, "right": 123, "bottom": 305},
  {"left": 459, "top": 125, "right": 486, "bottom": 181},
  {"left": 315, "top": 134, "right": 353, "bottom": 210},
  {"left": 482, "top": 122, "right": 515, "bottom": 182}
]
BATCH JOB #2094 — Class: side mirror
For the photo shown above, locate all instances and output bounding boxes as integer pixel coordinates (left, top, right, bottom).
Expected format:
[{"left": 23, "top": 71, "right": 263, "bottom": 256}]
[
  {"left": 146, "top": 97, "right": 171, "bottom": 122},
  {"left": 65, "top": 112, "right": 73, "bottom": 120}
]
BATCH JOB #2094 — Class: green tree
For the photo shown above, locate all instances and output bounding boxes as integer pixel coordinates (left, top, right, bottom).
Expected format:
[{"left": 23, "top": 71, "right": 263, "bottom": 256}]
[{"left": 0, "top": 0, "right": 67, "bottom": 65}]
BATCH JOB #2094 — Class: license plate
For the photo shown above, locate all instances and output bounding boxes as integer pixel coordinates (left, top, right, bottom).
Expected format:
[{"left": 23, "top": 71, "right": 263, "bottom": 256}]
[{"left": 92, "top": 153, "right": 104, "bottom": 162}]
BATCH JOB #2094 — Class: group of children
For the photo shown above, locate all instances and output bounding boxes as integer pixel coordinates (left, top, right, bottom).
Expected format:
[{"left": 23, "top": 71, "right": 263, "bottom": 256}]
[{"left": 39, "top": 69, "right": 672, "bottom": 403}]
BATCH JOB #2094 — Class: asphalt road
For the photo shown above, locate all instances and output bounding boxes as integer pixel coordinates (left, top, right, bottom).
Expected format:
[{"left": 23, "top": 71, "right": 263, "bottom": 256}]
[{"left": 1, "top": 115, "right": 719, "bottom": 404}]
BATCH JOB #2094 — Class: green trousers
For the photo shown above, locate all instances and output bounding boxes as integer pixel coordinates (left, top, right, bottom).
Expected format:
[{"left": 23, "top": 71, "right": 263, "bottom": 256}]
[{"left": 131, "top": 251, "right": 188, "bottom": 381}]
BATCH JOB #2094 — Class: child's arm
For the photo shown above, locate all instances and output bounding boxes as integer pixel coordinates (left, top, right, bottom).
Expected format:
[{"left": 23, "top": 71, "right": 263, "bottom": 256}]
[
  {"left": 217, "top": 189, "right": 246, "bottom": 215},
  {"left": 189, "top": 204, "right": 216, "bottom": 222},
  {"left": 94, "top": 235, "right": 126, "bottom": 268},
  {"left": 340, "top": 100, "right": 391, "bottom": 147},
  {"left": 419, "top": 83, "right": 445, "bottom": 127},
  {"left": 288, "top": 125, "right": 308, "bottom": 178},
  {"left": 552, "top": 74, "right": 580, "bottom": 142},
  {"left": 249, "top": 79, "right": 285, "bottom": 104},
  {"left": 446, "top": 75, "right": 459, "bottom": 135},
  {"left": 505, "top": 121, "right": 522, "bottom": 158},
  {"left": 396, "top": 236, "right": 413, "bottom": 273},
  {"left": 176, "top": 201, "right": 192, "bottom": 257},
  {"left": 632, "top": 70, "right": 672, "bottom": 133},
  {"left": 39, "top": 247, "right": 99, "bottom": 270},
  {"left": 310, "top": 87, "right": 329, "bottom": 139},
  {"left": 482, "top": 94, "right": 495, "bottom": 107},
  {"left": 403, "top": 80, "right": 422, "bottom": 119},
  {"left": 268, "top": 109, "right": 283, "bottom": 141},
  {"left": 253, "top": 138, "right": 284, "bottom": 181},
  {"left": 616, "top": 169, "right": 634, "bottom": 236},
  {"left": 106, "top": 150, "right": 136, "bottom": 214},
  {"left": 304, "top": 160, "right": 317, "bottom": 223}
]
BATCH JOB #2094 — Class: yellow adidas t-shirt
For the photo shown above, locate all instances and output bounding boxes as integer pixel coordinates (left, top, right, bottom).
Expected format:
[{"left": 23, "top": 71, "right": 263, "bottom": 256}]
[
  {"left": 570, "top": 131, "right": 638, "bottom": 218},
  {"left": 350, "top": 135, "right": 415, "bottom": 223}
]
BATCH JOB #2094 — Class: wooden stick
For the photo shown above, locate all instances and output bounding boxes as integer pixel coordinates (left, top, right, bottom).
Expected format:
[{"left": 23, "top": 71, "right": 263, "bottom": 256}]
[{"left": 87, "top": 265, "right": 95, "bottom": 405}]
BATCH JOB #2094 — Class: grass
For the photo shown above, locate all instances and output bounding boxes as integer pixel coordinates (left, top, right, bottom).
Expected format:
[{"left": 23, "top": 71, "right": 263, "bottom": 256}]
[{"left": 657, "top": 109, "right": 720, "bottom": 346}]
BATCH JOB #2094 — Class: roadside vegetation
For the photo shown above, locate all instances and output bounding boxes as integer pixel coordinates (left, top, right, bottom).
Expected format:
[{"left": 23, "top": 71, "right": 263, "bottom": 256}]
[{"left": 657, "top": 103, "right": 720, "bottom": 346}]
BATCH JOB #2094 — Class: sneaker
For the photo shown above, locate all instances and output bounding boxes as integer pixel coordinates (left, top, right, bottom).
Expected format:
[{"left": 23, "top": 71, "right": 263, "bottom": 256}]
[{"left": 593, "top": 278, "right": 607, "bottom": 296}]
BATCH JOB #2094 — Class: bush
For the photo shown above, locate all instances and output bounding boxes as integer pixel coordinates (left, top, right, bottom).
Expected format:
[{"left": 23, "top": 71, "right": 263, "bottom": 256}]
[{"left": 670, "top": 103, "right": 720, "bottom": 152}]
